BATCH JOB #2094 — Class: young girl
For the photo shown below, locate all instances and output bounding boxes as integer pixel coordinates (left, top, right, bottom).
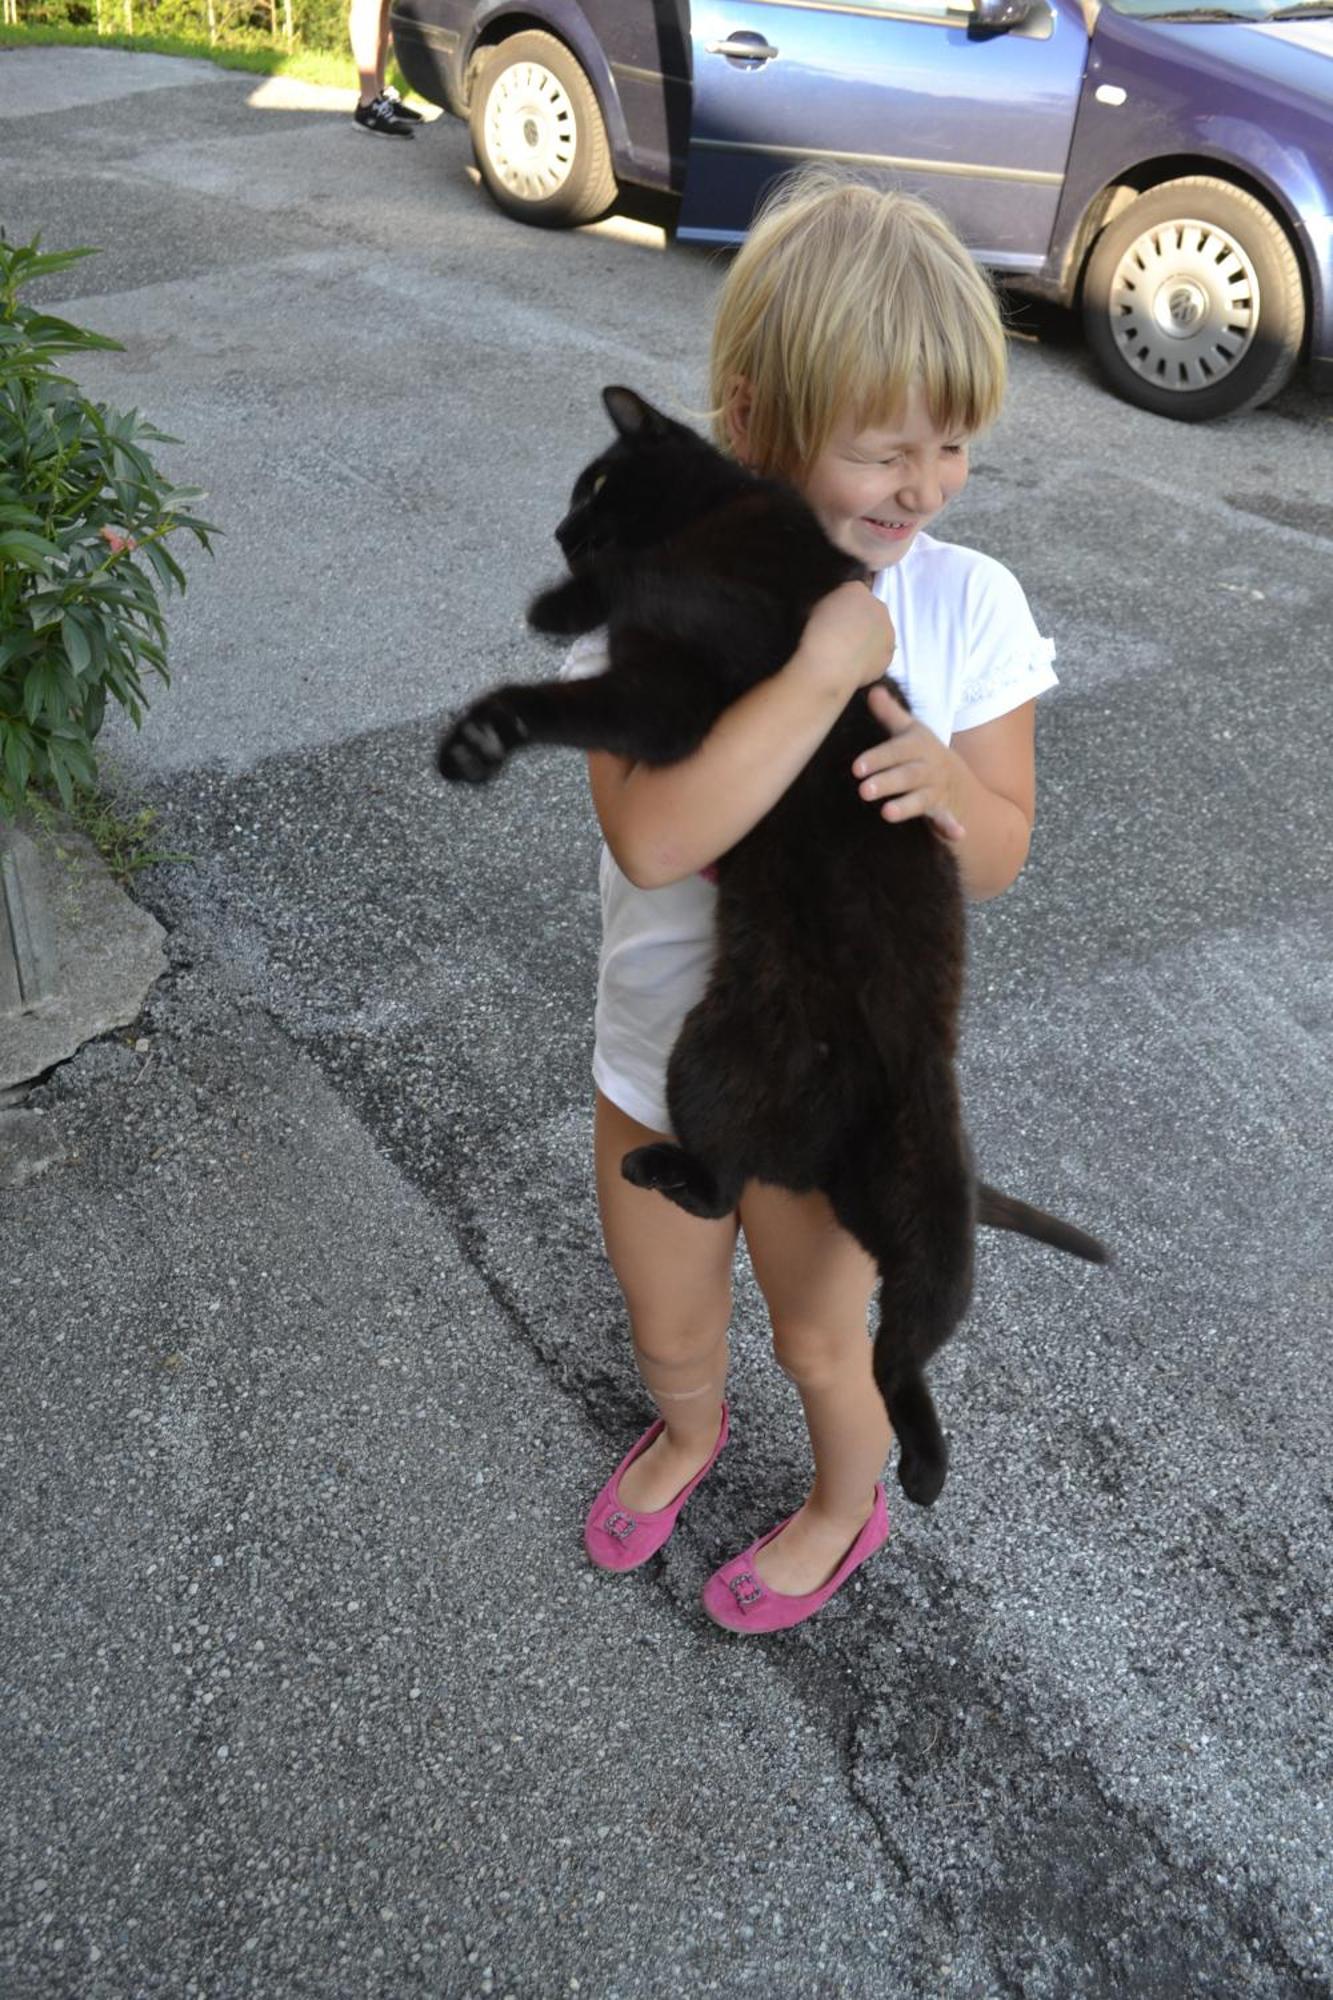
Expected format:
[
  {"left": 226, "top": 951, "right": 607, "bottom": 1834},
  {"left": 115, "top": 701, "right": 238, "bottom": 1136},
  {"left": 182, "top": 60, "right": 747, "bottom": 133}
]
[{"left": 573, "top": 169, "right": 1057, "bottom": 1633}]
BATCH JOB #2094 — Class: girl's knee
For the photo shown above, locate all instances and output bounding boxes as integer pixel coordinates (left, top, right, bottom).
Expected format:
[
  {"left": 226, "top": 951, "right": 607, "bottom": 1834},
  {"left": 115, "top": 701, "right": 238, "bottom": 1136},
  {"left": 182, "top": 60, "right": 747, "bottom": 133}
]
[
  {"left": 629, "top": 1310, "right": 729, "bottom": 1377},
  {"left": 770, "top": 1316, "right": 869, "bottom": 1390}
]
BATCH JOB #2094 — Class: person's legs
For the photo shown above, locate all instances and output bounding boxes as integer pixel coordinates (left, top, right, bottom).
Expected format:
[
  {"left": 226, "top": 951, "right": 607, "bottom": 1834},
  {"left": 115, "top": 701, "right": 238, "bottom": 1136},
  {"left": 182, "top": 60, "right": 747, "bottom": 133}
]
[
  {"left": 594, "top": 1090, "right": 737, "bottom": 1511},
  {"left": 740, "top": 1182, "right": 892, "bottom": 1596},
  {"left": 349, "top": 0, "right": 390, "bottom": 104}
]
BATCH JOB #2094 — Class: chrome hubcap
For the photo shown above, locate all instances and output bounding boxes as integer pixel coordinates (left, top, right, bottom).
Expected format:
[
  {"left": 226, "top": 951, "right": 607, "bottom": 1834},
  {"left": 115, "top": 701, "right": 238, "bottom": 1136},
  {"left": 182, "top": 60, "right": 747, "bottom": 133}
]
[
  {"left": 1108, "top": 219, "right": 1260, "bottom": 392},
  {"left": 484, "top": 60, "right": 576, "bottom": 201}
]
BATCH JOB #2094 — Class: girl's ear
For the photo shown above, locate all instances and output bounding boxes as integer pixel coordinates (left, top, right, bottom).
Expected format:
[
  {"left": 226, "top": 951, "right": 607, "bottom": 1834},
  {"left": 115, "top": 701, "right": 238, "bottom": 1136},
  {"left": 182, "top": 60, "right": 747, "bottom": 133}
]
[{"left": 722, "top": 377, "right": 754, "bottom": 463}]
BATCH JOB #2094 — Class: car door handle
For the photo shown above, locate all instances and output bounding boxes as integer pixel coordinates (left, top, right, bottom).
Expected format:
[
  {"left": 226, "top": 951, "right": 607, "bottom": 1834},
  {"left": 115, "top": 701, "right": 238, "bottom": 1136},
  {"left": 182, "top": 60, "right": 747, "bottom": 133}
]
[{"left": 705, "top": 35, "right": 780, "bottom": 63}]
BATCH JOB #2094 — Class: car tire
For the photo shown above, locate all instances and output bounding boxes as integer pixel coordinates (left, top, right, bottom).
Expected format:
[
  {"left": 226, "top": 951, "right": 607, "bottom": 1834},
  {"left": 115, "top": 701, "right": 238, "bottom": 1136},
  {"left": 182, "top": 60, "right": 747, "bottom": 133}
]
[
  {"left": 1082, "top": 177, "right": 1305, "bottom": 421},
  {"left": 468, "top": 31, "right": 617, "bottom": 230}
]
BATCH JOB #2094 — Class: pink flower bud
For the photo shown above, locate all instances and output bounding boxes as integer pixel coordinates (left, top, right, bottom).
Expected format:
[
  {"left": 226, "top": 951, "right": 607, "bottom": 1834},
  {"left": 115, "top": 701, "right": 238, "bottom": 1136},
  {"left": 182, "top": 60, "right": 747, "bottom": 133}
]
[{"left": 99, "top": 525, "right": 137, "bottom": 554}]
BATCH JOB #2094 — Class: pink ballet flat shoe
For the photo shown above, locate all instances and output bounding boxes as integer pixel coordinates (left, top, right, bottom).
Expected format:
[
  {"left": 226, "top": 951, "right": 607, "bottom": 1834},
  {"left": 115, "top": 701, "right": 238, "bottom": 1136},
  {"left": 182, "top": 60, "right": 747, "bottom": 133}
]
[
  {"left": 701, "top": 1484, "right": 889, "bottom": 1633},
  {"left": 584, "top": 1403, "right": 730, "bottom": 1573}
]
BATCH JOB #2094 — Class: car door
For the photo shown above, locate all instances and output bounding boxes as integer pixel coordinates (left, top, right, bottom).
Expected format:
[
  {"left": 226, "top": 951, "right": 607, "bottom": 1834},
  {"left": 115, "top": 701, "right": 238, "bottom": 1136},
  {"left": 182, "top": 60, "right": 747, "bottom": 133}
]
[
  {"left": 679, "top": 0, "right": 1089, "bottom": 268},
  {"left": 583, "top": 0, "right": 691, "bottom": 192}
]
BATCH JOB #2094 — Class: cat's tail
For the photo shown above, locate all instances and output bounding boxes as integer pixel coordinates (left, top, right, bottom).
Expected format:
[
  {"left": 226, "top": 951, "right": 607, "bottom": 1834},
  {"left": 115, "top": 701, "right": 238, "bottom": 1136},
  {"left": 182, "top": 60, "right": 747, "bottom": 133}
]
[{"left": 976, "top": 1182, "right": 1110, "bottom": 1265}]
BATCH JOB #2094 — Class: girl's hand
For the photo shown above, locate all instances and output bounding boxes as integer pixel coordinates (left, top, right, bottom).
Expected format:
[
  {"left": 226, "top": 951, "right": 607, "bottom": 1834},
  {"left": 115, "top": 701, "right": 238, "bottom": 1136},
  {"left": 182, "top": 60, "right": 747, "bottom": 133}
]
[
  {"left": 854, "top": 683, "right": 967, "bottom": 843},
  {"left": 796, "top": 581, "right": 897, "bottom": 698}
]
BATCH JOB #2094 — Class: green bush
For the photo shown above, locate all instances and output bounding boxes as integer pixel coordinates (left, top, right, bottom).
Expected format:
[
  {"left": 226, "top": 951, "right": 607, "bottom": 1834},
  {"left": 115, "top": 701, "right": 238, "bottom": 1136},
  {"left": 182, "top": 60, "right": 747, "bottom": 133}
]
[{"left": 0, "top": 237, "right": 214, "bottom": 819}]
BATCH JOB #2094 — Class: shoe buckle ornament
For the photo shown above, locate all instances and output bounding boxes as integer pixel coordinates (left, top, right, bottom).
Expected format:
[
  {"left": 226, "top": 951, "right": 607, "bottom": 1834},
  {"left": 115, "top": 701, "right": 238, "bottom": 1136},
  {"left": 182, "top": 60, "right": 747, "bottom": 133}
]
[
  {"left": 605, "top": 1509, "right": 637, "bottom": 1540},
  {"left": 728, "top": 1570, "right": 764, "bottom": 1608}
]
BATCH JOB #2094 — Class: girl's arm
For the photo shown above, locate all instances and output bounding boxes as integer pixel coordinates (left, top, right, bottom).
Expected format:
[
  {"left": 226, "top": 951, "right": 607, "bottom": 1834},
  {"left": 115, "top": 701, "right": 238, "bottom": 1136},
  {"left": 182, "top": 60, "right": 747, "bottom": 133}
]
[
  {"left": 855, "top": 684, "right": 1036, "bottom": 903},
  {"left": 588, "top": 582, "right": 895, "bottom": 889}
]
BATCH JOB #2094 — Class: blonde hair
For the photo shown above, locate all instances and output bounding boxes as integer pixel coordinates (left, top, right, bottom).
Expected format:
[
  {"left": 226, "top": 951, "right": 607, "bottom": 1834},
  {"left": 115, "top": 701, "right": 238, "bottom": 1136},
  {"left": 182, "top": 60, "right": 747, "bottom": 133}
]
[{"left": 709, "top": 167, "right": 1007, "bottom": 478}]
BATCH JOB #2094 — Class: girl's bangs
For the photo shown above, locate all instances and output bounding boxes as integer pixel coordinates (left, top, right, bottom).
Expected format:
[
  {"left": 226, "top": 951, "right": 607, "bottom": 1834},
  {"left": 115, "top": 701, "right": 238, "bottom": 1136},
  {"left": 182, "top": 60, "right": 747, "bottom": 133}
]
[{"left": 853, "top": 298, "right": 1005, "bottom": 444}]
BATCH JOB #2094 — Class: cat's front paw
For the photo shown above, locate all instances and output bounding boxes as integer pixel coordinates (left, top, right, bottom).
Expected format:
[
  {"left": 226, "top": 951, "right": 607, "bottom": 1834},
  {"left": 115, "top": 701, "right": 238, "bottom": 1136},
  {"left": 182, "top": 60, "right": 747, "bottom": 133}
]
[
  {"left": 527, "top": 575, "right": 601, "bottom": 637},
  {"left": 437, "top": 700, "right": 527, "bottom": 784}
]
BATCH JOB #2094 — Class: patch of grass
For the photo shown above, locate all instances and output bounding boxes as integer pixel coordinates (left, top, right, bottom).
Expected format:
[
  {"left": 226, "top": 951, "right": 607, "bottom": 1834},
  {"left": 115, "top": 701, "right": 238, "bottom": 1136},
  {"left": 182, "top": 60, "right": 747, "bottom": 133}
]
[
  {"left": 0, "top": 22, "right": 425, "bottom": 97},
  {"left": 29, "top": 783, "right": 192, "bottom": 885}
]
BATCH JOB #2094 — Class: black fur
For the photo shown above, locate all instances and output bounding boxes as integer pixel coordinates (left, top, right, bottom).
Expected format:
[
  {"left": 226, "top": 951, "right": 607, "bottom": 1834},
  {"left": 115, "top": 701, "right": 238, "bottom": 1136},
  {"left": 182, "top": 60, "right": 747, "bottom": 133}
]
[{"left": 438, "top": 386, "right": 1107, "bottom": 1505}]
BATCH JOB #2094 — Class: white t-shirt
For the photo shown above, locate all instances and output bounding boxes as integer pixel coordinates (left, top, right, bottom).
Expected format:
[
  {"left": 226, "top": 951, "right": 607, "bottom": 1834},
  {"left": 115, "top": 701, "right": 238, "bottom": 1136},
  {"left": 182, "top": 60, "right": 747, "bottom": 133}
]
[{"left": 562, "top": 532, "right": 1058, "bottom": 1132}]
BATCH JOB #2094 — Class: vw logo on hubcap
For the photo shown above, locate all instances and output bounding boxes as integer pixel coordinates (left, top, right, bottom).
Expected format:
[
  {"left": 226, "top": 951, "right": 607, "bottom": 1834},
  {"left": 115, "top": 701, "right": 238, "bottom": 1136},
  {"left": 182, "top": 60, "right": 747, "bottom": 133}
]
[{"left": 1157, "top": 279, "right": 1207, "bottom": 337}]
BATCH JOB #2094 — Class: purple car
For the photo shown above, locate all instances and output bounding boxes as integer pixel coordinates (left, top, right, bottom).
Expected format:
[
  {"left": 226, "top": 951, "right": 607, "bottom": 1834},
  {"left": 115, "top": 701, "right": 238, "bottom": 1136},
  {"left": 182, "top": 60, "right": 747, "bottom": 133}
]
[{"left": 390, "top": 0, "right": 1333, "bottom": 420}]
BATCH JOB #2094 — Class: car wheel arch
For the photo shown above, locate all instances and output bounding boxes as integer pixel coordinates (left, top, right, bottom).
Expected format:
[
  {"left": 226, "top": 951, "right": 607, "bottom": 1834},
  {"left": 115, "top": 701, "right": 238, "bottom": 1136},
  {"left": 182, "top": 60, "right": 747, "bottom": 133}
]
[
  {"left": 461, "top": 7, "right": 622, "bottom": 143},
  {"left": 1071, "top": 158, "right": 1311, "bottom": 343}
]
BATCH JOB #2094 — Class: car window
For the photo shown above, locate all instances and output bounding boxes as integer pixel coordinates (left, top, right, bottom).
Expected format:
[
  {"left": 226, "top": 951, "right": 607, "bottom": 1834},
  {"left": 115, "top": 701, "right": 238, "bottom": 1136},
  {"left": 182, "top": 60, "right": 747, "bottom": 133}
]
[
  {"left": 841, "top": 0, "right": 968, "bottom": 17},
  {"left": 1104, "top": 0, "right": 1314, "bottom": 16},
  {"left": 773, "top": 0, "right": 969, "bottom": 19}
]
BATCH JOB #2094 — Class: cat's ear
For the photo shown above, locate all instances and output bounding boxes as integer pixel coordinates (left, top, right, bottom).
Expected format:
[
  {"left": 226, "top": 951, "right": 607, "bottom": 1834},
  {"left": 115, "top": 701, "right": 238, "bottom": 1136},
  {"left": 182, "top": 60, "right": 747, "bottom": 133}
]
[{"left": 602, "top": 386, "right": 673, "bottom": 440}]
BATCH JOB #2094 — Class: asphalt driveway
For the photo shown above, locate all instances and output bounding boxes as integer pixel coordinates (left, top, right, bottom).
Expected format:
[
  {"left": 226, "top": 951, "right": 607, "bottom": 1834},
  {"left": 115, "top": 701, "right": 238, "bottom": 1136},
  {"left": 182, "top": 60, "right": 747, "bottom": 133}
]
[{"left": 2, "top": 45, "right": 1331, "bottom": 1999}]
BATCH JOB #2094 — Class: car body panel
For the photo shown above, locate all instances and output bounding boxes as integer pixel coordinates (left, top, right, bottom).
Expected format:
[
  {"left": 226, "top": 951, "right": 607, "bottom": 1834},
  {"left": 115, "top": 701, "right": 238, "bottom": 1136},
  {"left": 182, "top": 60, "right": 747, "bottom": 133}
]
[{"left": 678, "top": 0, "right": 1089, "bottom": 264}]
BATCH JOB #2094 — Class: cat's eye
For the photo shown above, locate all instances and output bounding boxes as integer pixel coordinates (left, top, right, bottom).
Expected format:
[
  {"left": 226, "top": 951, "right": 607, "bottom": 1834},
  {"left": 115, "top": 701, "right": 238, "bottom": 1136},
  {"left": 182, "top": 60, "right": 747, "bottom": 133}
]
[{"left": 591, "top": 473, "right": 607, "bottom": 495}]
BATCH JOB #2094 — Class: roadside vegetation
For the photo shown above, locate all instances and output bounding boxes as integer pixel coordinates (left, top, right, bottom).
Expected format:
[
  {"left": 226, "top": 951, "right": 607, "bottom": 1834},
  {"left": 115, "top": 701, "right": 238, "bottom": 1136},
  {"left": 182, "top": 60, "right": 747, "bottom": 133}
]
[
  {"left": 0, "top": 237, "right": 213, "bottom": 821},
  {"left": 0, "top": 0, "right": 420, "bottom": 95}
]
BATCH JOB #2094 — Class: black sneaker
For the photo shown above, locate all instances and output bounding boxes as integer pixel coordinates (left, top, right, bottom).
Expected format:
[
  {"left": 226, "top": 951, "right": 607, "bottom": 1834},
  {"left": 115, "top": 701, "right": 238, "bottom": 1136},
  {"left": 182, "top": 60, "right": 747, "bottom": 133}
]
[
  {"left": 382, "top": 85, "right": 424, "bottom": 122},
  {"left": 354, "top": 92, "right": 415, "bottom": 137}
]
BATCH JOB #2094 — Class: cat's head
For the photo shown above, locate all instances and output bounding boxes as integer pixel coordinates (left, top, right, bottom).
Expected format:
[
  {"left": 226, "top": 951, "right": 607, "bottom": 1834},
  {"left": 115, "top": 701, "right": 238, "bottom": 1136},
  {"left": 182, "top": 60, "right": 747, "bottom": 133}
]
[{"left": 553, "top": 387, "right": 744, "bottom": 570}]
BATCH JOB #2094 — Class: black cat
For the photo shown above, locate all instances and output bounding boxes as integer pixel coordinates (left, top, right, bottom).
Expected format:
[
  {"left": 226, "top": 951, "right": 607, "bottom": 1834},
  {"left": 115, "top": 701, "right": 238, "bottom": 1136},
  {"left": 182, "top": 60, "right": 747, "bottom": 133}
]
[{"left": 438, "top": 386, "right": 1107, "bottom": 1506}]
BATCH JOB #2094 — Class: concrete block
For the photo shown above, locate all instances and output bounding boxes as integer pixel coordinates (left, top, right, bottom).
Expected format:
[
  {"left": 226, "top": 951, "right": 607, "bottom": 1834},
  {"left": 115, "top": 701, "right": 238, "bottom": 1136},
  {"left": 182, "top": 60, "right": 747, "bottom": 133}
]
[{"left": 0, "top": 820, "right": 166, "bottom": 1090}]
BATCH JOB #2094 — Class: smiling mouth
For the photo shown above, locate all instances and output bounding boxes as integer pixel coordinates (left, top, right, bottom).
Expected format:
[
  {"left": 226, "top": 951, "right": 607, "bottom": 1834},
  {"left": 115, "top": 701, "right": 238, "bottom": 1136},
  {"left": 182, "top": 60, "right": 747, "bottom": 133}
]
[{"left": 864, "top": 516, "right": 917, "bottom": 533}]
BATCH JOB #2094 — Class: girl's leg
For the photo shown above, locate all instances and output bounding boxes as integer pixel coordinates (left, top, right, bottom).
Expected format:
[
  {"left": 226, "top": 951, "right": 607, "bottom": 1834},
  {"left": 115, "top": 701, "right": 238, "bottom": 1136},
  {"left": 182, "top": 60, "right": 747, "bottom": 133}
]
[
  {"left": 740, "top": 1182, "right": 892, "bottom": 1596},
  {"left": 594, "top": 1090, "right": 738, "bottom": 1512}
]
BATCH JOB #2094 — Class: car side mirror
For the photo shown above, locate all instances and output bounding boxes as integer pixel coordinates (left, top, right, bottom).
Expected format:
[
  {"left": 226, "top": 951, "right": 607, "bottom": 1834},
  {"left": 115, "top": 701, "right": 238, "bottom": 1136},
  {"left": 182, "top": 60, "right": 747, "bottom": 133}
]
[{"left": 970, "top": 0, "right": 1037, "bottom": 26}]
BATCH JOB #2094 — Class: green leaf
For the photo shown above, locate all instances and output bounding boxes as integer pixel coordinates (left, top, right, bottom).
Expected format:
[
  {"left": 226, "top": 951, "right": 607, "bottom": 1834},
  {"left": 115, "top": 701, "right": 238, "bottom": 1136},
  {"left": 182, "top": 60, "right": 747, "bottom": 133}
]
[
  {"left": 24, "top": 591, "right": 66, "bottom": 632},
  {"left": 0, "top": 239, "right": 101, "bottom": 286},
  {"left": 23, "top": 660, "right": 67, "bottom": 726},
  {"left": 0, "top": 528, "right": 65, "bottom": 566},
  {"left": 80, "top": 615, "right": 107, "bottom": 678},
  {"left": 44, "top": 737, "right": 75, "bottom": 811},
  {"left": 61, "top": 612, "right": 92, "bottom": 677},
  {"left": 140, "top": 540, "right": 182, "bottom": 591},
  {"left": 16, "top": 311, "right": 121, "bottom": 355},
  {"left": 81, "top": 686, "right": 106, "bottom": 740},
  {"left": 3, "top": 724, "right": 33, "bottom": 792},
  {"left": 0, "top": 631, "right": 41, "bottom": 672},
  {"left": 49, "top": 729, "right": 98, "bottom": 786}
]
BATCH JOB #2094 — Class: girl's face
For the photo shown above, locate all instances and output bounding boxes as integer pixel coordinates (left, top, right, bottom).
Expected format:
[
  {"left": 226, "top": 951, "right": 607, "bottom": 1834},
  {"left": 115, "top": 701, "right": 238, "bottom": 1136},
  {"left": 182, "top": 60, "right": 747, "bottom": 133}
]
[{"left": 798, "top": 381, "right": 971, "bottom": 570}]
